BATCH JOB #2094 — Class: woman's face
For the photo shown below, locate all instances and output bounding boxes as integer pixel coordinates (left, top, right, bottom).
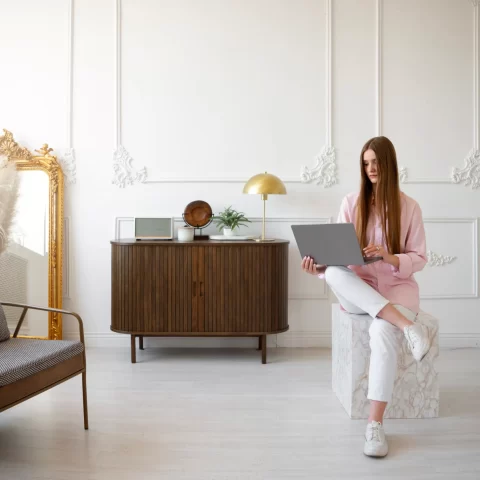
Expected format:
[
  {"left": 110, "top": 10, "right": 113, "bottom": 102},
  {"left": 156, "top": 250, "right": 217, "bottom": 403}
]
[{"left": 363, "top": 149, "right": 378, "bottom": 184}]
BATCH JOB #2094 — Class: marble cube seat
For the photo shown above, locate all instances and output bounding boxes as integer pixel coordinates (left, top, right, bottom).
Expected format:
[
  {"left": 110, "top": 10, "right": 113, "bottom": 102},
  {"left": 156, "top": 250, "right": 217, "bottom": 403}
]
[{"left": 331, "top": 303, "right": 439, "bottom": 419}]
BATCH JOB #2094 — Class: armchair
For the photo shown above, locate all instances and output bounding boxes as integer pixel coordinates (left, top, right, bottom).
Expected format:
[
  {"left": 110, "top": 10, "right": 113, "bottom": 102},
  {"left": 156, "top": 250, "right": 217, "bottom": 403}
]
[{"left": 0, "top": 302, "right": 88, "bottom": 429}]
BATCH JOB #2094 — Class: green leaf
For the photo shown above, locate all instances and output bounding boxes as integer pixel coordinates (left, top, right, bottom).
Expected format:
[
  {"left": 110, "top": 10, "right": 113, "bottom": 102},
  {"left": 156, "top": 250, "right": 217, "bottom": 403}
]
[{"left": 213, "top": 206, "right": 251, "bottom": 230}]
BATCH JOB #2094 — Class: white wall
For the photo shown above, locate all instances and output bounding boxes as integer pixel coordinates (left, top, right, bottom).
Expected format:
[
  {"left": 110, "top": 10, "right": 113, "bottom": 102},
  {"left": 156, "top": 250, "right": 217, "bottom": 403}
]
[{"left": 0, "top": 0, "right": 479, "bottom": 348}]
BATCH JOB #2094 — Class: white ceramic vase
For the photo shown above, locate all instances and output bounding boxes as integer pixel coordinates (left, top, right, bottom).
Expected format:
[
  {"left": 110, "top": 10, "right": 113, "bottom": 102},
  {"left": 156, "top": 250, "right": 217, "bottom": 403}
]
[{"left": 223, "top": 228, "right": 235, "bottom": 236}]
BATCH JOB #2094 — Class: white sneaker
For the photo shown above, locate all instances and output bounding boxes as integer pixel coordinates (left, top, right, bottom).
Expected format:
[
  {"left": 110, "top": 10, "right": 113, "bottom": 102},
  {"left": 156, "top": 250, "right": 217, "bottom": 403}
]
[
  {"left": 364, "top": 421, "right": 388, "bottom": 457},
  {"left": 404, "top": 323, "right": 431, "bottom": 361}
]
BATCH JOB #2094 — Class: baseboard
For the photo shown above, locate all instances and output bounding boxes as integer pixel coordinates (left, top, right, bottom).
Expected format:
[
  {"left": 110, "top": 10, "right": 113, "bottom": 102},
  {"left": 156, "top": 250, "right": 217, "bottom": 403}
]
[
  {"left": 277, "top": 332, "right": 480, "bottom": 349},
  {"left": 438, "top": 334, "right": 480, "bottom": 348},
  {"left": 276, "top": 332, "right": 332, "bottom": 348},
  {"left": 63, "top": 332, "right": 277, "bottom": 348},
  {"left": 63, "top": 332, "right": 480, "bottom": 349}
]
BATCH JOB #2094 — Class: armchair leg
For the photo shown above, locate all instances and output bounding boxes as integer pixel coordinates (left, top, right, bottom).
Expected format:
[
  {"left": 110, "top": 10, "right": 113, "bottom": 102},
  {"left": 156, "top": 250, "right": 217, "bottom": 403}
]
[{"left": 82, "top": 371, "right": 89, "bottom": 430}]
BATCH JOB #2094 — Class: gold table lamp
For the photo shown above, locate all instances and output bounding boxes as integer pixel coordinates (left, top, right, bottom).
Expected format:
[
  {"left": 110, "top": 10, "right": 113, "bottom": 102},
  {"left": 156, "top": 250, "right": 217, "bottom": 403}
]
[{"left": 243, "top": 172, "right": 287, "bottom": 242}]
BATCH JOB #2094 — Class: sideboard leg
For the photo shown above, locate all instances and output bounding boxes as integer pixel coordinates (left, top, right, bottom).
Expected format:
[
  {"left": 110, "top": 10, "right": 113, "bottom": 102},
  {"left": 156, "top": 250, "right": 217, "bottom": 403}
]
[
  {"left": 257, "top": 336, "right": 262, "bottom": 350},
  {"left": 139, "top": 336, "right": 144, "bottom": 350},
  {"left": 131, "top": 335, "right": 136, "bottom": 364},
  {"left": 261, "top": 335, "right": 267, "bottom": 364}
]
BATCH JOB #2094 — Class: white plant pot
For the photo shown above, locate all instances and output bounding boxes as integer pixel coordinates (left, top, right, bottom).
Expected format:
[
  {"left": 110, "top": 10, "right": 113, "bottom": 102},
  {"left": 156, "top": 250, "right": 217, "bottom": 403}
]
[
  {"left": 177, "top": 226, "right": 195, "bottom": 242},
  {"left": 223, "top": 228, "right": 235, "bottom": 236}
]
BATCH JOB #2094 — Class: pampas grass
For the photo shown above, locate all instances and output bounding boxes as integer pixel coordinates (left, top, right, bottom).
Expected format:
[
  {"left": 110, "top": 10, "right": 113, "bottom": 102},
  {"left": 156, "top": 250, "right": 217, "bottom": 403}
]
[{"left": 0, "top": 155, "right": 19, "bottom": 256}]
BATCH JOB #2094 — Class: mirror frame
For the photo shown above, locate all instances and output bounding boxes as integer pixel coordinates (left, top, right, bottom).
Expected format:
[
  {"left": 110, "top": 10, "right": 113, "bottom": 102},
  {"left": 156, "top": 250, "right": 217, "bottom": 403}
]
[{"left": 0, "top": 129, "right": 64, "bottom": 340}]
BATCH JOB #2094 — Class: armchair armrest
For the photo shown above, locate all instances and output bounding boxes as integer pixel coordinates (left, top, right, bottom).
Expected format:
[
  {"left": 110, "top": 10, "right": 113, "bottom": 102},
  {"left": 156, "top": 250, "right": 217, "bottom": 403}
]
[{"left": 0, "top": 301, "right": 85, "bottom": 344}]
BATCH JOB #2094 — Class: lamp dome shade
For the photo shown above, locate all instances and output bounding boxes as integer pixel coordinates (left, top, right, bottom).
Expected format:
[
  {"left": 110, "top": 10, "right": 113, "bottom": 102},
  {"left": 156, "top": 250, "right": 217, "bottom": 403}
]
[{"left": 242, "top": 172, "right": 287, "bottom": 195}]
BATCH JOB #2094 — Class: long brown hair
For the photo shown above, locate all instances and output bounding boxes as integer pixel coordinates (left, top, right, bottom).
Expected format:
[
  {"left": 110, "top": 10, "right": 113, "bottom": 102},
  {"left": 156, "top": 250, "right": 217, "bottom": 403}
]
[{"left": 355, "top": 136, "right": 401, "bottom": 254}]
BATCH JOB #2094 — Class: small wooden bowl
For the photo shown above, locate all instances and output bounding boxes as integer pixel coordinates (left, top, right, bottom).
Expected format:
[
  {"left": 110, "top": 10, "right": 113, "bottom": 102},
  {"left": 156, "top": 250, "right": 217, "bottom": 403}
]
[{"left": 183, "top": 200, "right": 213, "bottom": 228}]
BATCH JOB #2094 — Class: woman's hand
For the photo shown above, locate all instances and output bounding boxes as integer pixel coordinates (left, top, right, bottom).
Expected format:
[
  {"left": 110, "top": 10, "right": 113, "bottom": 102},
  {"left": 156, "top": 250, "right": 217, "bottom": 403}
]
[
  {"left": 301, "top": 256, "right": 326, "bottom": 275},
  {"left": 363, "top": 244, "right": 399, "bottom": 268}
]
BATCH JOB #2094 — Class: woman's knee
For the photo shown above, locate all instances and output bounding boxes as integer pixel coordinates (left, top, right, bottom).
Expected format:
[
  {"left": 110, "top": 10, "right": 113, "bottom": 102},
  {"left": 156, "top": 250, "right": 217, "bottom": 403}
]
[{"left": 324, "top": 265, "right": 345, "bottom": 287}]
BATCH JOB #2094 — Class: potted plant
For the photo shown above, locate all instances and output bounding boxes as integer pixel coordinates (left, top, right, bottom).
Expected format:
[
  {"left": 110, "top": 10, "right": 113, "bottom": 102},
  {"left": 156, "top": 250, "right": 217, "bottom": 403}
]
[{"left": 213, "top": 206, "right": 251, "bottom": 236}]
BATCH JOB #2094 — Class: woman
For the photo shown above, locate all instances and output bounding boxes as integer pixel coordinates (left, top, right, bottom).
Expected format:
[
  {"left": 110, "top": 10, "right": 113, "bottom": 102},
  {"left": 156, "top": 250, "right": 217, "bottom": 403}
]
[{"left": 301, "top": 136, "right": 431, "bottom": 458}]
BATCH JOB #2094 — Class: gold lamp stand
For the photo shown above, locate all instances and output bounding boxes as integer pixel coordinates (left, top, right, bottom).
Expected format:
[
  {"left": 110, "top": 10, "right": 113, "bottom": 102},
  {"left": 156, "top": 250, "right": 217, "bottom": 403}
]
[
  {"left": 243, "top": 172, "right": 287, "bottom": 242},
  {"left": 259, "top": 193, "right": 273, "bottom": 242}
]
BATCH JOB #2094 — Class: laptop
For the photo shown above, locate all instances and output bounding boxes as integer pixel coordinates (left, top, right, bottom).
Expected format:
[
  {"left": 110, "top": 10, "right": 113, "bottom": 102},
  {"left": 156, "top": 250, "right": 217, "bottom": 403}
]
[{"left": 291, "top": 223, "right": 383, "bottom": 266}]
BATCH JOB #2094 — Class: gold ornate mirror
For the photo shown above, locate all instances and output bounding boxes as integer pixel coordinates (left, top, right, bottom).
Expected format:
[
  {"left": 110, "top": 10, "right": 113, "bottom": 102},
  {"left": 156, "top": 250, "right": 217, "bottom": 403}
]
[{"left": 0, "top": 129, "right": 64, "bottom": 339}]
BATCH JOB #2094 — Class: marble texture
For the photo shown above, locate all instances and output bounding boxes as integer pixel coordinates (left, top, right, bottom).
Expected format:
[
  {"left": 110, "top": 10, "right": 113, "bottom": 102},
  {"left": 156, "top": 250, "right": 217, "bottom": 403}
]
[{"left": 332, "top": 303, "right": 439, "bottom": 419}]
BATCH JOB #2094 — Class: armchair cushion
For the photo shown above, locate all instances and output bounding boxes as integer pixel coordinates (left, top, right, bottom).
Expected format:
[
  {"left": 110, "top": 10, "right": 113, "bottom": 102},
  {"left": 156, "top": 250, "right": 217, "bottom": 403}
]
[
  {"left": 0, "top": 305, "right": 11, "bottom": 342},
  {"left": 0, "top": 338, "right": 84, "bottom": 387}
]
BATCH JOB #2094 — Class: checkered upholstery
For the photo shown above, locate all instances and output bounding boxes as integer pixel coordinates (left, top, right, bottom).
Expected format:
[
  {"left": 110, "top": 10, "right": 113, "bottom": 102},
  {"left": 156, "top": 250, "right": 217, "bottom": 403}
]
[
  {"left": 0, "top": 305, "right": 11, "bottom": 342},
  {"left": 0, "top": 338, "right": 84, "bottom": 387}
]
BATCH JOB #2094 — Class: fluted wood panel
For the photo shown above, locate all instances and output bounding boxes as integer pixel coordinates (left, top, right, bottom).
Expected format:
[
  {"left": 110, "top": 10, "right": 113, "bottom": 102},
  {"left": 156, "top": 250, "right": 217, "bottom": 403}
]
[{"left": 111, "top": 240, "right": 289, "bottom": 336}]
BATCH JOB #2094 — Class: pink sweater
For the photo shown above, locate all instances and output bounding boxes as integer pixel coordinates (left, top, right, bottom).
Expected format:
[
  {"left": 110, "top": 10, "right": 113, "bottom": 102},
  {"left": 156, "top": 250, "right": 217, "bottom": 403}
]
[{"left": 319, "top": 191, "right": 427, "bottom": 313}]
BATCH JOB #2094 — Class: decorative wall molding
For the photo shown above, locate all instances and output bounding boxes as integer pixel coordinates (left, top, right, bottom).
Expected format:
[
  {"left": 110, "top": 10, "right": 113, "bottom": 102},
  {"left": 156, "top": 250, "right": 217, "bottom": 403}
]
[
  {"left": 401, "top": 176, "right": 451, "bottom": 185},
  {"left": 63, "top": 0, "right": 76, "bottom": 187},
  {"left": 115, "top": 0, "right": 121, "bottom": 156},
  {"left": 399, "top": 166, "right": 408, "bottom": 183},
  {"left": 376, "top": 0, "right": 383, "bottom": 136},
  {"left": 475, "top": 2, "right": 479, "bottom": 148},
  {"left": 141, "top": 176, "right": 301, "bottom": 184},
  {"left": 451, "top": 148, "right": 480, "bottom": 189},
  {"left": 421, "top": 218, "right": 478, "bottom": 299},
  {"left": 301, "top": 0, "right": 336, "bottom": 187},
  {"left": 450, "top": 6, "right": 480, "bottom": 188},
  {"left": 113, "top": 1, "right": 304, "bottom": 185},
  {"left": 300, "top": 146, "right": 337, "bottom": 187},
  {"left": 112, "top": 145, "right": 147, "bottom": 188},
  {"left": 114, "top": 216, "right": 131, "bottom": 240},
  {"left": 380, "top": 1, "right": 479, "bottom": 186},
  {"left": 427, "top": 250, "right": 456, "bottom": 267},
  {"left": 113, "top": 0, "right": 147, "bottom": 188},
  {"left": 112, "top": 1, "right": 336, "bottom": 186},
  {"left": 59, "top": 148, "right": 77, "bottom": 184}
]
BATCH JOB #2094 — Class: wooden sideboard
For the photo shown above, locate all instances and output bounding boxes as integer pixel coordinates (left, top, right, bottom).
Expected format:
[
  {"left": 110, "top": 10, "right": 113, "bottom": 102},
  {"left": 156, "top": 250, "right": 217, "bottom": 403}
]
[{"left": 111, "top": 239, "right": 289, "bottom": 364}]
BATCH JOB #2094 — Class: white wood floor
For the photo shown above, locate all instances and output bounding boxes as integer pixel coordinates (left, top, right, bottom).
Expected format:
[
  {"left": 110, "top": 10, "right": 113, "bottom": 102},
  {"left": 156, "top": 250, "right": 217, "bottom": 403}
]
[{"left": 1, "top": 346, "right": 479, "bottom": 480}]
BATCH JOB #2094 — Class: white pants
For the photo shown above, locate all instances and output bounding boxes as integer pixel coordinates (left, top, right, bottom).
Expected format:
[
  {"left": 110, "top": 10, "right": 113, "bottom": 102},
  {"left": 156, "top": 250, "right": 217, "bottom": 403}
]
[{"left": 325, "top": 266, "right": 417, "bottom": 403}]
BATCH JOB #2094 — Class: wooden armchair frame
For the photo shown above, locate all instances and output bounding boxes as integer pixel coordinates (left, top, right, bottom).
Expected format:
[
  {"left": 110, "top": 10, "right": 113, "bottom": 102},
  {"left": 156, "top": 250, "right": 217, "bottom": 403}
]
[{"left": 0, "top": 302, "right": 88, "bottom": 429}]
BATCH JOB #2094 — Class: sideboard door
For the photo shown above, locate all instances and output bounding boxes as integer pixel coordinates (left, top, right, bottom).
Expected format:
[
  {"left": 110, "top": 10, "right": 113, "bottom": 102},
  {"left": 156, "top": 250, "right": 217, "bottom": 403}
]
[
  {"left": 203, "top": 245, "right": 264, "bottom": 334},
  {"left": 191, "top": 246, "right": 205, "bottom": 333},
  {"left": 138, "top": 245, "right": 171, "bottom": 333},
  {"left": 169, "top": 245, "right": 199, "bottom": 333}
]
